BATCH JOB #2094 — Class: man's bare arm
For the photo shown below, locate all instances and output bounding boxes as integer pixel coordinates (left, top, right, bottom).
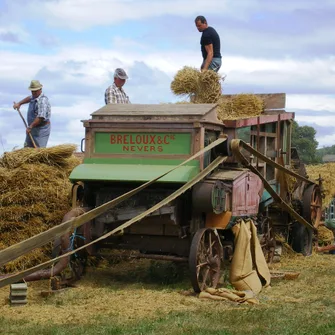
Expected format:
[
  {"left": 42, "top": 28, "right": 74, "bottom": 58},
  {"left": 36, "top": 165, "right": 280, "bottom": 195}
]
[
  {"left": 202, "top": 44, "right": 214, "bottom": 71},
  {"left": 13, "top": 96, "right": 32, "bottom": 110},
  {"left": 26, "top": 117, "right": 44, "bottom": 134}
]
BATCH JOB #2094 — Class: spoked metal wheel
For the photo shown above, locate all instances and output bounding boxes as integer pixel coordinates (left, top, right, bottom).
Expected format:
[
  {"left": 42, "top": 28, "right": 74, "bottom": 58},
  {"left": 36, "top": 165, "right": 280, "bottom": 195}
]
[
  {"left": 303, "top": 184, "right": 322, "bottom": 228},
  {"left": 189, "top": 228, "right": 223, "bottom": 293}
]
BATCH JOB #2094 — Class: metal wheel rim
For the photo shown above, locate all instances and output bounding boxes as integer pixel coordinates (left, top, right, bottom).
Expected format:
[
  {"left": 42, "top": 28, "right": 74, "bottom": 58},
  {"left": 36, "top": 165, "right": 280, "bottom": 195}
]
[{"left": 189, "top": 228, "right": 222, "bottom": 293}]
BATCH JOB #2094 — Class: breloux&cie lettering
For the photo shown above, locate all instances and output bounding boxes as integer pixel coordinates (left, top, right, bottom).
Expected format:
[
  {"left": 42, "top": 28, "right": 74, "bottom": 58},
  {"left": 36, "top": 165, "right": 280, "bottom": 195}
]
[{"left": 110, "top": 134, "right": 176, "bottom": 153}]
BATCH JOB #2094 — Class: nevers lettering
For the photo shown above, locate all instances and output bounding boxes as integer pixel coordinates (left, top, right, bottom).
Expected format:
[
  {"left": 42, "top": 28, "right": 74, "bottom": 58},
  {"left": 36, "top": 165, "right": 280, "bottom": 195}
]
[{"left": 122, "top": 146, "right": 163, "bottom": 152}]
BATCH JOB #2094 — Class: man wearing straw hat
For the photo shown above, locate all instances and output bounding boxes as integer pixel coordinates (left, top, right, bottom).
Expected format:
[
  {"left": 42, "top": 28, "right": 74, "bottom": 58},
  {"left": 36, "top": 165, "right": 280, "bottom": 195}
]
[
  {"left": 105, "top": 68, "right": 131, "bottom": 104},
  {"left": 13, "top": 80, "right": 51, "bottom": 148},
  {"left": 195, "top": 16, "right": 222, "bottom": 72}
]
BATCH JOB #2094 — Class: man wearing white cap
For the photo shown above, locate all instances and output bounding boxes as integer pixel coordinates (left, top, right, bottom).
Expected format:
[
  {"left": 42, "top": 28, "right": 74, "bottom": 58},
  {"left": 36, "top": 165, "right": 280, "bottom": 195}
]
[
  {"left": 13, "top": 80, "right": 51, "bottom": 148},
  {"left": 105, "top": 68, "right": 130, "bottom": 104}
]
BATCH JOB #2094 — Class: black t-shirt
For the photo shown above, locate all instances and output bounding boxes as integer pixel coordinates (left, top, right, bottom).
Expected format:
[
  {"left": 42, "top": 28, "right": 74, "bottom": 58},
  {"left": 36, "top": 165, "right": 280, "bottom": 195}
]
[{"left": 200, "top": 26, "right": 221, "bottom": 59}]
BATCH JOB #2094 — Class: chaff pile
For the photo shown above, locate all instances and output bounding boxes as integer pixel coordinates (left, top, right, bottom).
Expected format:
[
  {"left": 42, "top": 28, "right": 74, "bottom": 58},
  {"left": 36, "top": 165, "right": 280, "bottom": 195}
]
[
  {"left": 305, "top": 163, "right": 335, "bottom": 208},
  {"left": 170, "top": 67, "right": 264, "bottom": 120},
  {"left": 317, "top": 225, "right": 334, "bottom": 245},
  {"left": 0, "top": 144, "right": 81, "bottom": 273}
]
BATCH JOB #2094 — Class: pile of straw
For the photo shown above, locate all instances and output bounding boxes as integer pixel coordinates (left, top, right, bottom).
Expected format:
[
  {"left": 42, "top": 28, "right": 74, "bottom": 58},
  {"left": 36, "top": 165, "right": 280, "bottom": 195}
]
[
  {"left": 170, "top": 67, "right": 264, "bottom": 120},
  {"left": 317, "top": 225, "right": 334, "bottom": 245},
  {"left": 170, "top": 66, "right": 222, "bottom": 103},
  {"left": 170, "top": 66, "right": 200, "bottom": 96},
  {"left": 217, "top": 94, "right": 264, "bottom": 121},
  {"left": 0, "top": 144, "right": 81, "bottom": 273},
  {"left": 305, "top": 163, "right": 335, "bottom": 208}
]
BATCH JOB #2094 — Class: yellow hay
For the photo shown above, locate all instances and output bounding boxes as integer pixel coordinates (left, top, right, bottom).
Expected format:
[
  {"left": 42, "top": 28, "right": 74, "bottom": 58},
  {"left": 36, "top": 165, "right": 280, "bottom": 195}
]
[
  {"left": 317, "top": 225, "right": 334, "bottom": 244},
  {"left": 171, "top": 67, "right": 223, "bottom": 103},
  {"left": 305, "top": 163, "right": 335, "bottom": 208},
  {"left": 0, "top": 144, "right": 80, "bottom": 273},
  {"left": 171, "top": 67, "right": 264, "bottom": 120},
  {"left": 170, "top": 66, "right": 200, "bottom": 96},
  {"left": 217, "top": 94, "right": 264, "bottom": 121},
  {"left": 195, "top": 70, "right": 222, "bottom": 103},
  {"left": 0, "top": 143, "right": 77, "bottom": 169}
]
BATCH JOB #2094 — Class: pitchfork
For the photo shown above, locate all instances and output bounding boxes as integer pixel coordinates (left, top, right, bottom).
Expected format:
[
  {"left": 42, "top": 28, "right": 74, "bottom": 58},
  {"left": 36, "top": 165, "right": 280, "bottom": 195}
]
[{"left": 15, "top": 107, "right": 37, "bottom": 148}]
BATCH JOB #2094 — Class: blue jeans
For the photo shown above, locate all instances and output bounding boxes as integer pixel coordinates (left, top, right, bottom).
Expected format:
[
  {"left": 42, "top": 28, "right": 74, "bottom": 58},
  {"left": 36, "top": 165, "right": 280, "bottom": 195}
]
[{"left": 201, "top": 57, "right": 222, "bottom": 72}]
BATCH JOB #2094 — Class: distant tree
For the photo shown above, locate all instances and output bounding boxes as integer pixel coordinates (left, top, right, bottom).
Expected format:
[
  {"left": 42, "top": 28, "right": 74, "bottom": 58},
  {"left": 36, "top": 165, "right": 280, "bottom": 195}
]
[
  {"left": 291, "top": 121, "right": 320, "bottom": 164},
  {"left": 316, "top": 144, "right": 335, "bottom": 161}
]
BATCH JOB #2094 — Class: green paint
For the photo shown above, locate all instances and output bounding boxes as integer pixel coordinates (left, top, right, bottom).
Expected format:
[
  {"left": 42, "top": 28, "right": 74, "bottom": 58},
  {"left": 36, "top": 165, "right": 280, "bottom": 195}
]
[
  {"left": 83, "top": 157, "right": 198, "bottom": 166},
  {"left": 94, "top": 132, "right": 191, "bottom": 155},
  {"left": 69, "top": 162, "right": 200, "bottom": 183}
]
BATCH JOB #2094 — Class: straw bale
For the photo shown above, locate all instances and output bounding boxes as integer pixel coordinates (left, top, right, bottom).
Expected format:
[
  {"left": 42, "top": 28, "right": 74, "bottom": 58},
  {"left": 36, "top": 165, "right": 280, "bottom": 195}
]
[
  {"left": 0, "top": 143, "right": 77, "bottom": 169},
  {"left": 0, "top": 144, "right": 80, "bottom": 273},
  {"left": 305, "top": 163, "right": 335, "bottom": 208},
  {"left": 171, "top": 67, "right": 223, "bottom": 103},
  {"left": 170, "top": 66, "right": 200, "bottom": 96},
  {"left": 217, "top": 94, "right": 264, "bottom": 121},
  {"left": 171, "top": 68, "right": 264, "bottom": 120},
  {"left": 195, "top": 70, "right": 222, "bottom": 103}
]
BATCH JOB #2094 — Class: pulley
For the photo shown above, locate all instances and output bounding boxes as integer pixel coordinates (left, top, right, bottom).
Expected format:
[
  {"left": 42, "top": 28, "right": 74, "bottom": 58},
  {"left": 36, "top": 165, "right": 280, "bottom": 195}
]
[{"left": 192, "top": 180, "right": 227, "bottom": 214}]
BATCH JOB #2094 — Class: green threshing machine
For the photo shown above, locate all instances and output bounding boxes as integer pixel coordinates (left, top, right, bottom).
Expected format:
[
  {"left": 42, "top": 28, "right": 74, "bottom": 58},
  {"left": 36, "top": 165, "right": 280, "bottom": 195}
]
[
  {"left": 0, "top": 94, "right": 323, "bottom": 292},
  {"left": 67, "top": 94, "right": 321, "bottom": 292}
]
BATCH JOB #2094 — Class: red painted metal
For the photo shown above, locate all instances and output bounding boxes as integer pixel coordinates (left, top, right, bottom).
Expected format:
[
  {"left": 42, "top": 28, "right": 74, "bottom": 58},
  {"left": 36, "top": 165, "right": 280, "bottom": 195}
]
[
  {"left": 223, "top": 112, "right": 294, "bottom": 128},
  {"left": 231, "top": 171, "right": 263, "bottom": 216}
]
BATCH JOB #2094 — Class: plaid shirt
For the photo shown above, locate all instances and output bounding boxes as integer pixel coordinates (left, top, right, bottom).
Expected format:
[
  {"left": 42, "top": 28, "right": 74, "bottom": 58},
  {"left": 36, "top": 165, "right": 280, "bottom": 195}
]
[
  {"left": 27, "top": 93, "right": 51, "bottom": 125},
  {"left": 105, "top": 83, "right": 130, "bottom": 104}
]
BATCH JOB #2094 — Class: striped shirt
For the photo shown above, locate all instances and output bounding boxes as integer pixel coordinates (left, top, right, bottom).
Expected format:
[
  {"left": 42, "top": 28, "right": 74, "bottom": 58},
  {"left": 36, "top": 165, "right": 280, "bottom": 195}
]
[{"left": 105, "top": 83, "right": 130, "bottom": 104}]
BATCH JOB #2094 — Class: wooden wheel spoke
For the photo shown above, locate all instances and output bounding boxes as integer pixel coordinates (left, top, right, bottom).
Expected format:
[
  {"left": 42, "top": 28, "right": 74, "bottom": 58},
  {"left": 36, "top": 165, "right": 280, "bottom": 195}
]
[
  {"left": 200, "top": 267, "right": 210, "bottom": 290},
  {"left": 196, "top": 261, "right": 209, "bottom": 268},
  {"left": 210, "top": 240, "right": 216, "bottom": 249},
  {"left": 208, "top": 232, "right": 213, "bottom": 256},
  {"left": 311, "top": 204, "right": 321, "bottom": 208}
]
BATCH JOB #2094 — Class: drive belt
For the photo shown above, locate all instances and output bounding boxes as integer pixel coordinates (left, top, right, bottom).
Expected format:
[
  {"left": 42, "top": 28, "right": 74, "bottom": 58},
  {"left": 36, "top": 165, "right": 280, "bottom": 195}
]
[{"left": 0, "top": 138, "right": 228, "bottom": 288}]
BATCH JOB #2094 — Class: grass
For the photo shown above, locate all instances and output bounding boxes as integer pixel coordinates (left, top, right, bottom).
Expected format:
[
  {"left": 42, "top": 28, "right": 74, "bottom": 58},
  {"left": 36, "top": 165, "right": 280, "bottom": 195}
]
[{"left": 1, "top": 252, "right": 335, "bottom": 335}]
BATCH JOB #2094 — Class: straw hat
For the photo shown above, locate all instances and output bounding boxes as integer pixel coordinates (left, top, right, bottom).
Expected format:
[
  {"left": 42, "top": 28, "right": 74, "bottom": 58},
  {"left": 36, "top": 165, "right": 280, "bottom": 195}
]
[{"left": 28, "top": 80, "right": 43, "bottom": 91}]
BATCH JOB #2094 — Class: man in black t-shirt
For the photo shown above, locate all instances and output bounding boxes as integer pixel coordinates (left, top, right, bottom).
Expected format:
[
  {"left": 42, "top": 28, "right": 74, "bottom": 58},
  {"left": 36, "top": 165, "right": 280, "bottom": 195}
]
[{"left": 195, "top": 16, "right": 222, "bottom": 72}]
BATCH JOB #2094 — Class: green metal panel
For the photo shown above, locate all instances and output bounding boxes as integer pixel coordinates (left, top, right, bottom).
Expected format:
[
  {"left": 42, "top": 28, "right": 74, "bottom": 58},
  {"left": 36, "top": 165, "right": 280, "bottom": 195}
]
[
  {"left": 95, "top": 132, "right": 191, "bottom": 155},
  {"left": 69, "top": 162, "right": 200, "bottom": 183},
  {"left": 259, "top": 183, "right": 279, "bottom": 211},
  {"left": 82, "top": 158, "right": 198, "bottom": 166}
]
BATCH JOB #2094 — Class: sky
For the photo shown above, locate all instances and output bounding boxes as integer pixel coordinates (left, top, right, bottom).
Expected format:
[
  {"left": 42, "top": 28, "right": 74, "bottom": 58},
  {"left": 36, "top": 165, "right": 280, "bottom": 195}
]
[{"left": 0, "top": 0, "right": 335, "bottom": 153}]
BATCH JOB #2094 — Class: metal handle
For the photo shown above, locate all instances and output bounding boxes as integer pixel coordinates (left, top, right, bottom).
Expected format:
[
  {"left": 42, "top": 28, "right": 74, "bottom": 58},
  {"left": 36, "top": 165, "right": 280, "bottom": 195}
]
[
  {"left": 80, "top": 138, "right": 85, "bottom": 153},
  {"left": 16, "top": 108, "right": 38, "bottom": 148}
]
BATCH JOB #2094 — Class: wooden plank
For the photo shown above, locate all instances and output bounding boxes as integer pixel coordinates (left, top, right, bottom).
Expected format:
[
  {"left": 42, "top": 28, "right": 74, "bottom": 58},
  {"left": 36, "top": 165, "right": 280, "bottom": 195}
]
[
  {"left": 257, "top": 93, "right": 286, "bottom": 110},
  {"left": 92, "top": 103, "right": 218, "bottom": 116},
  {"left": 224, "top": 112, "right": 294, "bottom": 128},
  {"left": 222, "top": 93, "right": 285, "bottom": 110}
]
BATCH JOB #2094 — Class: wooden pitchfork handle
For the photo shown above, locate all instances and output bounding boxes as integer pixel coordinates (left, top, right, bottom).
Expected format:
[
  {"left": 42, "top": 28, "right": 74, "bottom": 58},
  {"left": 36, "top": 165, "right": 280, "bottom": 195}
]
[{"left": 16, "top": 108, "right": 38, "bottom": 148}]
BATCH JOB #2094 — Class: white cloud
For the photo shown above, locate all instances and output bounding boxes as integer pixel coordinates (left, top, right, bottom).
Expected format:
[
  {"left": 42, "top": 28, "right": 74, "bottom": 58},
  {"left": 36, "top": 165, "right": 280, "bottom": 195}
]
[
  {"left": 287, "top": 94, "right": 335, "bottom": 112},
  {"left": 2, "top": 0, "right": 332, "bottom": 31},
  {"left": 1, "top": 0, "right": 335, "bottom": 152},
  {"left": 21, "top": 0, "right": 234, "bottom": 30},
  {"left": 317, "top": 133, "right": 335, "bottom": 147}
]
